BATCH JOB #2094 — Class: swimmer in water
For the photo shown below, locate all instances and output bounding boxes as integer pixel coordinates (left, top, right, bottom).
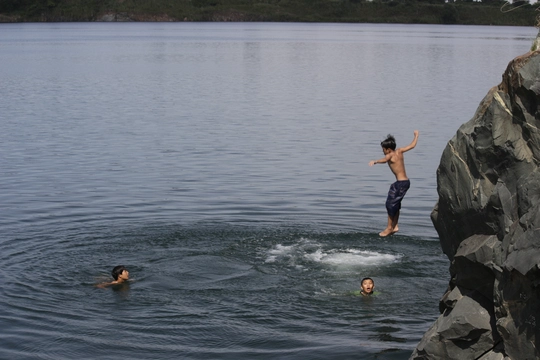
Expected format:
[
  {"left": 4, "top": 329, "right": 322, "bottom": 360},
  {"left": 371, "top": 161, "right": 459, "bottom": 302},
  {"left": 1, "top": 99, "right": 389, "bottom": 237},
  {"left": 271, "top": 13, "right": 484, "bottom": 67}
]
[{"left": 96, "top": 265, "right": 129, "bottom": 288}]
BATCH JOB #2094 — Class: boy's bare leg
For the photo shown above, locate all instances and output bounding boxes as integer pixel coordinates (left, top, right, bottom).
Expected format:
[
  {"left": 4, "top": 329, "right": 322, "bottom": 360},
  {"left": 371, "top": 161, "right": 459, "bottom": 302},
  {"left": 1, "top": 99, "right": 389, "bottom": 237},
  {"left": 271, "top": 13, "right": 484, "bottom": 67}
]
[
  {"left": 379, "top": 215, "right": 395, "bottom": 237},
  {"left": 379, "top": 212, "right": 399, "bottom": 237},
  {"left": 392, "top": 211, "right": 400, "bottom": 233}
]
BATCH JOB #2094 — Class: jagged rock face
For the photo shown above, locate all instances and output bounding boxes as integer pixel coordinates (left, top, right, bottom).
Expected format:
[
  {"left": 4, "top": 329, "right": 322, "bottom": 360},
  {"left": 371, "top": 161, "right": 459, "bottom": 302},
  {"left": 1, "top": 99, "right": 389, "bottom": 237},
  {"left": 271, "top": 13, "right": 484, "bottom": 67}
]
[{"left": 411, "top": 51, "right": 540, "bottom": 359}]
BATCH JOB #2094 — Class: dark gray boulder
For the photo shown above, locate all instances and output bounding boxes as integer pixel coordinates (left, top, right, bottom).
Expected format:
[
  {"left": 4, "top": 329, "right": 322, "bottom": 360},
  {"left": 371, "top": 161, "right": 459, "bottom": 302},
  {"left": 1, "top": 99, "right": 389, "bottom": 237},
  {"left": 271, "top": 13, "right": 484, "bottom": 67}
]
[
  {"left": 413, "top": 288, "right": 498, "bottom": 359},
  {"left": 411, "top": 48, "right": 540, "bottom": 359}
]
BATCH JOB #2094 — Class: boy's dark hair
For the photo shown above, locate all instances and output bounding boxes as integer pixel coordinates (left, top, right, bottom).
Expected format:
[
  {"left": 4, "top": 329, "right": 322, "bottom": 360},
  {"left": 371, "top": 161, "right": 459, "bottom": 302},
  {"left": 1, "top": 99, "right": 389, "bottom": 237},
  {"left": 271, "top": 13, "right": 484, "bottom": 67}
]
[
  {"left": 381, "top": 134, "right": 396, "bottom": 150},
  {"left": 361, "top": 277, "right": 374, "bottom": 285},
  {"left": 112, "top": 265, "right": 127, "bottom": 280}
]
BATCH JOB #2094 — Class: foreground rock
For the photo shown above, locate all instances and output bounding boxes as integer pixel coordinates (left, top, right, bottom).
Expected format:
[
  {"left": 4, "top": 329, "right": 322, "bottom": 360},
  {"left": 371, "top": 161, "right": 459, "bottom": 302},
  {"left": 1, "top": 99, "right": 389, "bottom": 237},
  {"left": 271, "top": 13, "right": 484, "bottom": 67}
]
[{"left": 411, "top": 49, "right": 540, "bottom": 359}]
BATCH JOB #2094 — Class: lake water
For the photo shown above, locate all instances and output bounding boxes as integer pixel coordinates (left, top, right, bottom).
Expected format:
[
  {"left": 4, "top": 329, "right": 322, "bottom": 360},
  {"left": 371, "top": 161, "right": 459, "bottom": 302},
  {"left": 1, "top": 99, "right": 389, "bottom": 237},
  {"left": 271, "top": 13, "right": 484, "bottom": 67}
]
[{"left": 0, "top": 22, "right": 535, "bottom": 359}]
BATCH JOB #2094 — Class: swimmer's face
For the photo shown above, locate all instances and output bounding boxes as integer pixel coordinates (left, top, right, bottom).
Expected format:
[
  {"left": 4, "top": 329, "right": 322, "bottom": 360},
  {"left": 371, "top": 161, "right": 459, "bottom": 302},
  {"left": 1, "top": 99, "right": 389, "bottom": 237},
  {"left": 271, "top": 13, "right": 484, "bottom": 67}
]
[
  {"left": 382, "top": 147, "right": 391, "bottom": 155},
  {"left": 361, "top": 279, "right": 374, "bottom": 294},
  {"left": 118, "top": 270, "right": 129, "bottom": 282}
]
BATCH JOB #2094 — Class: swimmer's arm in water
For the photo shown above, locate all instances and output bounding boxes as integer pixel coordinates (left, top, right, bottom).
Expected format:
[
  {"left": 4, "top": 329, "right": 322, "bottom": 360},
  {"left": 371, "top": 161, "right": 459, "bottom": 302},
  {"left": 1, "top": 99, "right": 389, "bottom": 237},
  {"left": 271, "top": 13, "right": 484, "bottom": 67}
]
[
  {"left": 95, "top": 281, "right": 116, "bottom": 288},
  {"left": 95, "top": 279, "right": 129, "bottom": 288}
]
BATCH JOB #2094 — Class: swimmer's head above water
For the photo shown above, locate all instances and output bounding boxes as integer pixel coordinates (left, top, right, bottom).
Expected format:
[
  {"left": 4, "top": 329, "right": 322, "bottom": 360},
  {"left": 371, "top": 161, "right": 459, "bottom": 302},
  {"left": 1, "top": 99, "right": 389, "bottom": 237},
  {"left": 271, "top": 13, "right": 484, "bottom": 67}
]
[
  {"left": 111, "top": 265, "right": 129, "bottom": 283},
  {"left": 360, "top": 277, "right": 374, "bottom": 296},
  {"left": 96, "top": 265, "right": 129, "bottom": 288}
]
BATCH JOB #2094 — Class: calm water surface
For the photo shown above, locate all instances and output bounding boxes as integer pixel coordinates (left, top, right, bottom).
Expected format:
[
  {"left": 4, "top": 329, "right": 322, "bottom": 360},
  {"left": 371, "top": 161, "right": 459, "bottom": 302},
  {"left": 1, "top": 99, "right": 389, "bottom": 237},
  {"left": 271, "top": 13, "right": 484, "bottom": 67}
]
[{"left": 0, "top": 22, "right": 535, "bottom": 359}]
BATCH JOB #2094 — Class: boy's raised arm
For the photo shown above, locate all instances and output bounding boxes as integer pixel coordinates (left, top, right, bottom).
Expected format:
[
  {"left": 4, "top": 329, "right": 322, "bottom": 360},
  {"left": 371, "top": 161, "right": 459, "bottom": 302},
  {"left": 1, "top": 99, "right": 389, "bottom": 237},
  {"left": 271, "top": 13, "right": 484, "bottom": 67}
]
[{"left": 399, "top": 130, "right": 419, "bottom": 153}]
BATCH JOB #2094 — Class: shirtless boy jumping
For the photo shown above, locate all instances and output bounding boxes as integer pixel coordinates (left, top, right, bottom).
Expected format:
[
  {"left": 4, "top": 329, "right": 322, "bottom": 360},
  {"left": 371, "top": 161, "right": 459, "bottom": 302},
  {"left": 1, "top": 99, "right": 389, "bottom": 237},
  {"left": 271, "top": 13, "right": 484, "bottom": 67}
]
[{"left": 369, "top": 130, "right": 419, "bottom": 237}]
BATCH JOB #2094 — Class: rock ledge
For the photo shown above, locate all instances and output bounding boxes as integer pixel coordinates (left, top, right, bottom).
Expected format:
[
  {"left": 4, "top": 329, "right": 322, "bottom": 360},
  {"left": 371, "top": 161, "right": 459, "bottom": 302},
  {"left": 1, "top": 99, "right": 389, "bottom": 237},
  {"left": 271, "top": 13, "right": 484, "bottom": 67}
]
[{"left": 411, "top": 49, "right": 540, "bottom": 360}]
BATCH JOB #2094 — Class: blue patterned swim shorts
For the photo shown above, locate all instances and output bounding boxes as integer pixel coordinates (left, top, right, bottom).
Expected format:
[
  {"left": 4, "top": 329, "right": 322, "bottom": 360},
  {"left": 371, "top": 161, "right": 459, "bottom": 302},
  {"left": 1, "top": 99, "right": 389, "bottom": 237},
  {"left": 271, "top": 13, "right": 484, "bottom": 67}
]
[{"left": 385, "top": 180, "right": 410, "bottom": 217}]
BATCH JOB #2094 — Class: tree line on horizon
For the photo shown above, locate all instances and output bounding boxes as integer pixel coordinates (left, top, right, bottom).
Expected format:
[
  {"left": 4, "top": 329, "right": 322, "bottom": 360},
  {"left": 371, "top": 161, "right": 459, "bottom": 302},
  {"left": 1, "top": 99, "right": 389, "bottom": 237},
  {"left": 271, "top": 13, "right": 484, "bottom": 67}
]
[{"left": 0, "top": 0, "right": 537, "bottom": 26}]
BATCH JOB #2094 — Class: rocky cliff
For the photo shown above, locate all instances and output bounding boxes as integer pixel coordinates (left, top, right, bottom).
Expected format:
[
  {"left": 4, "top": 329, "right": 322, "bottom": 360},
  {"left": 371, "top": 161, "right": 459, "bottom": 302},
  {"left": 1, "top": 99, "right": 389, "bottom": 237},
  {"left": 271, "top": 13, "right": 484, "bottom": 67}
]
[{"left": 410, "top": 48, "right": 540, "bottom": 359}]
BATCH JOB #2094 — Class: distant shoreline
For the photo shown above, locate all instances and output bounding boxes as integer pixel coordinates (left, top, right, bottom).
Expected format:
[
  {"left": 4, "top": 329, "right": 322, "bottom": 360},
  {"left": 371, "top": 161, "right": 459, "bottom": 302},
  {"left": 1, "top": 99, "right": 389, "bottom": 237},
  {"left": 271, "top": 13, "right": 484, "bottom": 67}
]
[{"left": 0, "top": 1, "right": 537, "bottom": 26}]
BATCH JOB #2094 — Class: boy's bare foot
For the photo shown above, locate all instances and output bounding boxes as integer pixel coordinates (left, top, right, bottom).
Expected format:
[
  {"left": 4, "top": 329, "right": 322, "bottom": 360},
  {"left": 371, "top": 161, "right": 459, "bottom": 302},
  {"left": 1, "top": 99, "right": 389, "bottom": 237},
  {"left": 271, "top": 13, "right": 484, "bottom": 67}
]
[
  {"left": 379, "top": 225, "right": 399, "bottom": 237},
  {"left": 379, "top": 228, "right": 394, "bottom": 237}
]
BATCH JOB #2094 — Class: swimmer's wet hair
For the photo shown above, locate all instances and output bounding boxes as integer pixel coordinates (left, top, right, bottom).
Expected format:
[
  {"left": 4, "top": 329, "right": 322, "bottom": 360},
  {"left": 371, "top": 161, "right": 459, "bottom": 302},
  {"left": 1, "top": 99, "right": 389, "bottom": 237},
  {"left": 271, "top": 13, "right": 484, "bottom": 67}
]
[
  {"left": 381, "top": 134, "right": 396, "bottom": 150},
  {"left": 361, "top": 277, "right": 374, "bottom": 285},
  {"left": 112, "top": 265, "right": 127, "bottom": 280}
]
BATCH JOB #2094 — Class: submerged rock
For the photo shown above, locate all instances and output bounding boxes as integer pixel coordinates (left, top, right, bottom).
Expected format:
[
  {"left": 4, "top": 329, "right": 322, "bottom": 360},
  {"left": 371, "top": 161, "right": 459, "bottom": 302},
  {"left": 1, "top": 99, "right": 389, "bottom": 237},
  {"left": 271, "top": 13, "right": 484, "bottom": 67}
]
[{"left": 412, "top": 48, "right": 540, "bottom": 359}]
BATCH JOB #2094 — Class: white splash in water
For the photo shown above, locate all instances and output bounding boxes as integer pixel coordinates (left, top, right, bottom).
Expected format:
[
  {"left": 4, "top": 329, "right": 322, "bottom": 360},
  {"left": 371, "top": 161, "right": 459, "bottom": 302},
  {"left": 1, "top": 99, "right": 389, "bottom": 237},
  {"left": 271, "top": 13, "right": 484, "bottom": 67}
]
[
  {"left": 268, "top": 244, "right": 295, "bottom": 255},
  {"left": 316, "top": 249, "right": 400, "bottom": 266},
  {"left": 265, "top": 244, "right": 296, "bottom": 263},
  {"left": 265, "top": 239, "right": 401, "bottom": 267}
]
